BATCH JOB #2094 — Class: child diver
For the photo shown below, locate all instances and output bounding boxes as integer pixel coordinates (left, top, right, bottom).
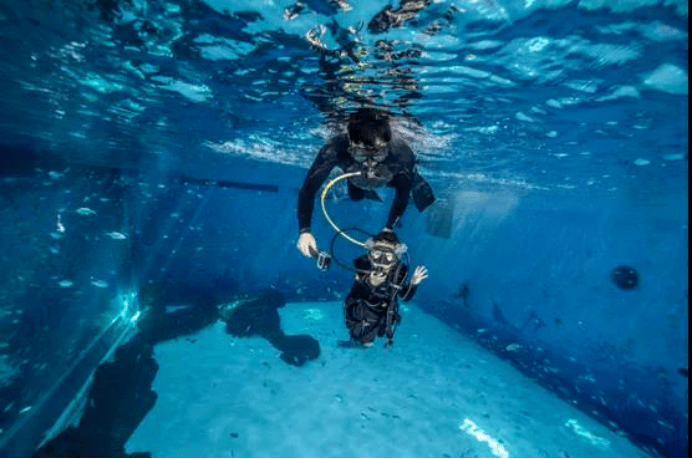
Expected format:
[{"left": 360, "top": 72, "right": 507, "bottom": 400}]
[{"left": 343, "top": 230, "right": 428, "bottom": 347}]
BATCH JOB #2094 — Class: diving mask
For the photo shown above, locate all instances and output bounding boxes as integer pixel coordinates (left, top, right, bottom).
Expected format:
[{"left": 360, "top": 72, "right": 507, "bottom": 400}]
[
  {"left": 369, "top": 247, "right": 397, "bottom": 266},
  {"left": 365, "top": 239, "right": 407, "bottom": 267},
  {"left": 347, "top": 144, "right": 389, "bottom": 164}
]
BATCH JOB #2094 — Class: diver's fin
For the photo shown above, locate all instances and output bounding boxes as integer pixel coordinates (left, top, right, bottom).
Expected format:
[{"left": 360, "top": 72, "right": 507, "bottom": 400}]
[
  {"left": 337, "top": 339, "right": 359, "bottom": 348},
  {"left": 425, "top": 194, "right": 454, "bottom": 239},
  {"left": 337, "top": 339, "right": 372, "bottom": 349},
  {"left": 412, "top": 173, "right": 435, "bottom": 211}
]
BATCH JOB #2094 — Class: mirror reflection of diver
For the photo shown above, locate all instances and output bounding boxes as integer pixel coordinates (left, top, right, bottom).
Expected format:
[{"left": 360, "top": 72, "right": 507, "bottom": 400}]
[
  {"left": 297, "top": 108, "right": 435, "bottom": 259},
  {"left": 328, "top": 229, "right": 428, "bottom": 348}
]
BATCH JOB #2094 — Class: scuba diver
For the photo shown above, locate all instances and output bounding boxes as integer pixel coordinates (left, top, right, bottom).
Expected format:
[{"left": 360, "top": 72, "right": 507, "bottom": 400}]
[
  {"left": 296, "top": 107, "right": 435, "bottom": 258},
  {"left": 343, "top": 230, "right": 428, "bottom": 347}
]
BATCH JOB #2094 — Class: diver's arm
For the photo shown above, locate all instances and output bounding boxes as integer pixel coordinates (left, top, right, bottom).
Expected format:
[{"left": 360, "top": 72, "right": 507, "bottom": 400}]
[
  {"left": 397, "top": 265, "right": 418, "bottom": 301},
  {"left": 400, "top": 282, "right": 418, "bottom": 301},
  {"left": 298, "top": 143, "right": 339, "bottom": 233},
  {"left": 401, "top": 265, "right": 427, "bottom": 300},
  {"left": 384, "top": 173, "right": 412, "bottom": 230}
]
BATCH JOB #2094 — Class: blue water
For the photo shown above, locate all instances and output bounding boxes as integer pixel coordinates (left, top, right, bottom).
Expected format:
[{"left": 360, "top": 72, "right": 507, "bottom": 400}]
[{"left": 0, "top": 0, "right": 688, "bottom": 457}]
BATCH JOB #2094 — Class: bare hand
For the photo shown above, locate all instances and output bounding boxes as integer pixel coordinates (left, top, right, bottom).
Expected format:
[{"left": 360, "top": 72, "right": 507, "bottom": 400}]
[
  {"left": 369, "top": 270, "right": 388, "bottom": 285},
  {"left": 297, "top": 232, "right": 318, "bottom": 258},
  {"left": 411, "top": 266, "right": 428, "bottom": 285}
]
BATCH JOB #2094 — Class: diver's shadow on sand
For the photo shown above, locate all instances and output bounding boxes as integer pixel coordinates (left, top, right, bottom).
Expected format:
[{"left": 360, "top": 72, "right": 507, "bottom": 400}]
[
  {"left": 33, "top": 287, "right": 319, "bottom": 457},
  {"left": 219, "top": 291, "right": 320, "bottom": 366},
  {"left": 138, "top": 283, "right": 320, "bottom": 367}
]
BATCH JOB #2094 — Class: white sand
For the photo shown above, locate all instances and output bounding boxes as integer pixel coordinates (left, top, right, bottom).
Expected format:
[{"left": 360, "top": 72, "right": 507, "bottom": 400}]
[{"left": 126, "top": 302, "right": 648, "bottom": 458}]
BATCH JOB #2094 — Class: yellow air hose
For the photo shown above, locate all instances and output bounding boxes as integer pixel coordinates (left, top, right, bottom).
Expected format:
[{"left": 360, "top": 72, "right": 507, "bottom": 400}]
[{"left": 320, "top": 171, "right": 367, "bottom": 248}]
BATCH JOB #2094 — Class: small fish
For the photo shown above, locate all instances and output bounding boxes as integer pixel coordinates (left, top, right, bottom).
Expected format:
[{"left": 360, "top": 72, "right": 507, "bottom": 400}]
[
  {"left": 91, "top": 280, "right": 109, "bottom": 288},
  {"left": 578, "top": 374, "right": 597, "bottom": 383},
  {"left": 506, "top": 343, "right": 521, "bottom": 352},
  {"left": 58, "top": 280, "right": 74, "bottom": 288},
  {"left": 19, "top": 406, "right": 32, "bottom": 414},
  {"left": 56, "top": 215, "right": 65, "bottom": 233},
  {"left": 105, "top": 232, "right": 127, "bottom": 240},
  {"left": 76, "top": 207, "right": 96, "bottom": 216},
  {"left": 677, "top": 368, "right": 689, "bottom": 378}
]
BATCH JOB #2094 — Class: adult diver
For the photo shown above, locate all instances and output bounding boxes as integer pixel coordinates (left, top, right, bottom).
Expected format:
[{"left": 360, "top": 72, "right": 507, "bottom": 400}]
[{"left": 296, "top": 107, "right": 435, "bottom": 258}]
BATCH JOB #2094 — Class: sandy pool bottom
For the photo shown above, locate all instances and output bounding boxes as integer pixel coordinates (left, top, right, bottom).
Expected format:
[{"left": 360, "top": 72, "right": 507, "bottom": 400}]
[{"left": 126, "top": 301, "right": 647, "bottom": 458}]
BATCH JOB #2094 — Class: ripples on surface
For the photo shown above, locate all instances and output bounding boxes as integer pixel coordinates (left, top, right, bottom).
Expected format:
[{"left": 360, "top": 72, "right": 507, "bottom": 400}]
[{"left": 0, "top": 0, "right": 687, "bottom": 193}]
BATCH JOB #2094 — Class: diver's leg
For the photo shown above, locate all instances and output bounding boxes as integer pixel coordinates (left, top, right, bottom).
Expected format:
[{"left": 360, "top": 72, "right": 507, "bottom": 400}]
[
  {"left": 348, "top": 181, "right": 383, "bottom": 202},
  {"left": 344, "top": 297, "right": 365, "bottom": 343},
  {"left": 347, "top": 181, "right": 367, "bottom": 201},
  {"left": 411, "top": 171, "right": 435, "bottom": 211},
  {"left": 344, "top": 299, "right": 379, "bottom": 345}
]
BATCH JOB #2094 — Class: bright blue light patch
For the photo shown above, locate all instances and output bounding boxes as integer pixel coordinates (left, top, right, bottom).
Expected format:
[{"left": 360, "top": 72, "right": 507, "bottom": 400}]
[{"left": 116, "top": 290, "right": 139, "bottom": 325}]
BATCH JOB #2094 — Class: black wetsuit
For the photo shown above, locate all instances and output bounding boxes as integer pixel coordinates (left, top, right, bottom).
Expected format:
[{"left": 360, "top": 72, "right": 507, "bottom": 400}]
[
  {"left": 298, "top": 134, "right": 418, "bottom": 233},
  {"left": 344, "top": 255, "right": 418, "bottom": 344}
]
